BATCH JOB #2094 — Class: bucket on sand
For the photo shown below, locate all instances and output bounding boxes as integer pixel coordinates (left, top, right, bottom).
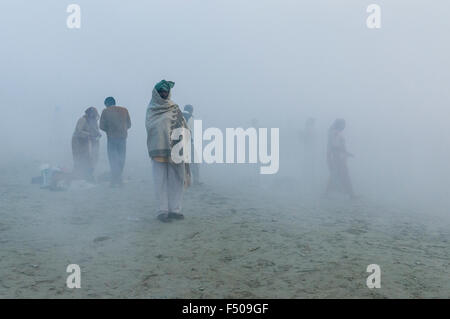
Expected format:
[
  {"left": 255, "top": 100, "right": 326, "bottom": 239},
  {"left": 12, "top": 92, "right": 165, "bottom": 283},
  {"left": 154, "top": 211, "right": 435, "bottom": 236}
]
[{"left": 40, "top": 164, "right": 52, "bottom": 188}]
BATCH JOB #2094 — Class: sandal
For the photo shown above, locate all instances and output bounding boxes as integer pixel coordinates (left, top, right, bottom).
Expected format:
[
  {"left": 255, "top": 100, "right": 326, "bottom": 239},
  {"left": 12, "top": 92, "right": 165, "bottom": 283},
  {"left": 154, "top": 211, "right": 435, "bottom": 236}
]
[{"left": 168, "top": 212, "right": 185, "bottom": 220}]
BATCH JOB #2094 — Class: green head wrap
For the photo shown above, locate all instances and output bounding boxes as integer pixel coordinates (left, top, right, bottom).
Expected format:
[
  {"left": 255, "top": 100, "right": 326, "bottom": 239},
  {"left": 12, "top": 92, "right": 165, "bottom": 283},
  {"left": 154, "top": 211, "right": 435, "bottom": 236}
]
[{"left": 154, "top": 80, "right": 175, "bottom": 93}]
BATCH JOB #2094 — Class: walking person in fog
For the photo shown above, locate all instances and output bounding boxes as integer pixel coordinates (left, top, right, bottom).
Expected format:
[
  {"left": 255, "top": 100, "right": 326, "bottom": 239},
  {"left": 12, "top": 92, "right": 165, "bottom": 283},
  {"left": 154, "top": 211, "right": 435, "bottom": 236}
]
[
  {"left": 325, "top": 118, "right": 356, "bottom": 199},
  {"left": 146, "top": 80, "right": 191, "bottom": 223},
  {"left": 300, "top": 117, "right": 318, "bottom": 192},
  {"left": 100, "top": 97, "right": 131, "bottom": 187}
]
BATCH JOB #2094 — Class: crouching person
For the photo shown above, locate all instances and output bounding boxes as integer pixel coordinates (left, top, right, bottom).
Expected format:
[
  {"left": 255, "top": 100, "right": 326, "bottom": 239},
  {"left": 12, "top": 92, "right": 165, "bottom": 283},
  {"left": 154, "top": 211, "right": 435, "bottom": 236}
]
[{"left": 146, "top": 80, "right": 191, "bottom": 223}]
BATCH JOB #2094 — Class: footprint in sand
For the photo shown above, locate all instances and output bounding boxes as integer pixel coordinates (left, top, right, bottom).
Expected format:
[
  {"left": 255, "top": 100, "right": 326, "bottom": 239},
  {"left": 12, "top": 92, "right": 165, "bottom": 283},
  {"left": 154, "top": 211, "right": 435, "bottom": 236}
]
[
  {"left": 345, "top": 219, "right": 369, "bottom": 235},
  {"left": 345, "top": 227, "right": 368, "bottom": 235},
  {"left": 256, "top": 259, "right": 276, "bottom": 267},
  {"left": 0, "top": 223, "right": 11, "bottom": 232},
  {"left": 93, "top": 236, "right": 110, "bottom": 243},
  {"left": 220, "top": 255, "right": 234, "bottom": 263},
  {"left": 69, "top": 217, "right": 90, "bottom": 226}
]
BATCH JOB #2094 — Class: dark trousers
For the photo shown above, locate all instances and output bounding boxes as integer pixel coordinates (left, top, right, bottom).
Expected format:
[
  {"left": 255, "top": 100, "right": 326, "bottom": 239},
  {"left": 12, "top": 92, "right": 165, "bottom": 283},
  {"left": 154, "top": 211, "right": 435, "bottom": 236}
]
[{"left": 107, "top": 137, "right": 127, "bottom": 184}]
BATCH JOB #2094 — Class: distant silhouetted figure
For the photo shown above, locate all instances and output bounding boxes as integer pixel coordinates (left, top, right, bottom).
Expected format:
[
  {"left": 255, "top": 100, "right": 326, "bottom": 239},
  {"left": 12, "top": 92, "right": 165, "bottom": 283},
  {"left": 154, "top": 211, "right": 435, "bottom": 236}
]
[
  {"left": 325, "top": 119, "right": 356, "bottom": 199},
  {"left": 303, "top": 118, "right": 316, "bottom": 155},
  {"left": 100, "top": 97, "right": 131, "bottom": 187},
  {"left": 72, "top": 107, "right": 101, "bottom": 182},
  {"left": 301, "top": 117, "right": 317, "bottom": 189},
  {"left": 51, "top": 106, "right": 66, "bottom": 161},
  {"left": 183, "top": 104, "right": 201, "bottom": 185}
]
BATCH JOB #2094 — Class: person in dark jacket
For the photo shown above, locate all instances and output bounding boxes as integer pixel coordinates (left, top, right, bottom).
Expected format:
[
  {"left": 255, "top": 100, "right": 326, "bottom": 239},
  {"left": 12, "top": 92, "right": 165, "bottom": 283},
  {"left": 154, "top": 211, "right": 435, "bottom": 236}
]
[{"left": 100, "top": 97, "right": 131, "bottom": 187}]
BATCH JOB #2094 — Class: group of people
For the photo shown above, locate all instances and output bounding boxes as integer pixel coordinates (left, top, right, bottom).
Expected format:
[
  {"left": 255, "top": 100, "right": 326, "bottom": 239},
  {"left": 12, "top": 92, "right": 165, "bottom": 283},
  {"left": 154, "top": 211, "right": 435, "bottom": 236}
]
[
  {"left": 71, "top": 79, "right": 357, "bottom": 224},
  {"left": 71, "top": 80, "right": 200, "bottom": 222},
  {"left": 72, "top": 97, "right": 131, "bottom": 186}
]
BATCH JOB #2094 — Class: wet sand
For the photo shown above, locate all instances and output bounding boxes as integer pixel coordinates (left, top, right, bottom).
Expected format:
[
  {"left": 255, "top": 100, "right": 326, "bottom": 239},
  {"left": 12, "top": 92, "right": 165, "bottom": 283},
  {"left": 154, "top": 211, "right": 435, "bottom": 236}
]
[{"left": 0, "top": 159, "right": 449, "bottom": 298}]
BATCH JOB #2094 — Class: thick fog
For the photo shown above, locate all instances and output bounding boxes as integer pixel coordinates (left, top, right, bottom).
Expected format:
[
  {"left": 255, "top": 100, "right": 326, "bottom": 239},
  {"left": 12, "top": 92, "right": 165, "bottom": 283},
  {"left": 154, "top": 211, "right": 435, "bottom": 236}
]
[{"left": 1, "top": 0, "right": 449, "bottom": 214}]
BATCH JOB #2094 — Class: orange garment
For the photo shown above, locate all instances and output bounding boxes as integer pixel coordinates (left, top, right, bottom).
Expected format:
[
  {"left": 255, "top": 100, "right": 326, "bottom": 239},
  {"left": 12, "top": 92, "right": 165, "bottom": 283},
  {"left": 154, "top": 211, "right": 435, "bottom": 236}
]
[{"left": 152, "top": 156, "right": 169, "bottom": 163}]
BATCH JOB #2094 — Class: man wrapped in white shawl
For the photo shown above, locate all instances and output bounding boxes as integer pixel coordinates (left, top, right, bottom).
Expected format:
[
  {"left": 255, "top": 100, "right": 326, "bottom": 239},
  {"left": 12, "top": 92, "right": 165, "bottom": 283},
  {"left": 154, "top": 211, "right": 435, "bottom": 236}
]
[{"left": 146, "top": 80, "right": 191, "bottom": 222}]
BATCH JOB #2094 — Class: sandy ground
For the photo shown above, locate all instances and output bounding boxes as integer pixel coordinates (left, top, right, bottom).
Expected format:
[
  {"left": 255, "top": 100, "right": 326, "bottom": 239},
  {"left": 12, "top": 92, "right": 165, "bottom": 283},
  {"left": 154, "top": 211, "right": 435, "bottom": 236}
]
[{"left": 0, "top": 159, "right": 449, "bottom": 299}]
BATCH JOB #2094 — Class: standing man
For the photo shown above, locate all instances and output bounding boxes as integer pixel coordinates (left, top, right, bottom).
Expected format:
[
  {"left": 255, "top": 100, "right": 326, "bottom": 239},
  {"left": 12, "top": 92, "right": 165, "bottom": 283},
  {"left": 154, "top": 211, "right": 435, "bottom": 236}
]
[
  {"left": 100, "top": 96, "right": 131, "bottom": 187},
  {"left": 146, "top": 80, "right": 191, "bottom": 222},
  {"left": 182, "top": 104, "right": 201, "bottom": 185}
]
